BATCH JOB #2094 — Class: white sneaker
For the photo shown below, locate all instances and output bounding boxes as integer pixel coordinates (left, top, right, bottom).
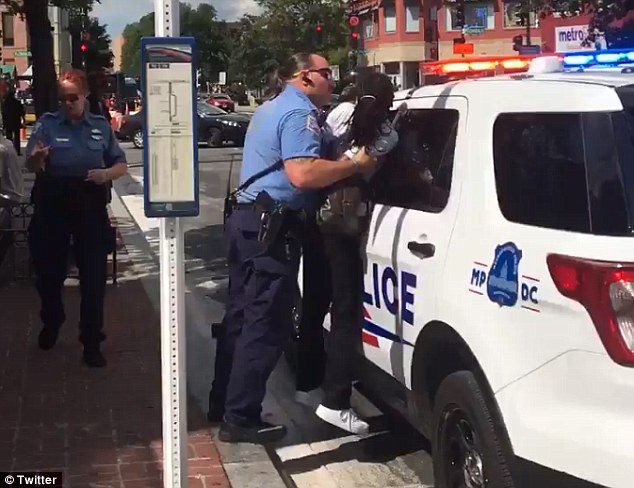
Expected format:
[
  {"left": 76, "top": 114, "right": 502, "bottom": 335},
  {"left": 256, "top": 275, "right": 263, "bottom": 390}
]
[
  {"left": 315, "top": 404, "right": 370, "bottom": 435},
  {"left": 294, "top": 388, "right": 323, "bottom": 408}
]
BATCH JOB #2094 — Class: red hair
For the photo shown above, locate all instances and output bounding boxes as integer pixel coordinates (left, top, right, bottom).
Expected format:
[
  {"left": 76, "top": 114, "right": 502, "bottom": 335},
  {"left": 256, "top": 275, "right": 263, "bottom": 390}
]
[{"left": 58, "top": 69, "right": 88, "bottom": 94}]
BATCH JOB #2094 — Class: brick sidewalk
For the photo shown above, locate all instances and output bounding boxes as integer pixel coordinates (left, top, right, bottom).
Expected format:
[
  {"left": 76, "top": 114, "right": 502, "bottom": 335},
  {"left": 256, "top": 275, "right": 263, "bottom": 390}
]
[{"left": 0, "top": 253, "right": 231, "bottom": 487}]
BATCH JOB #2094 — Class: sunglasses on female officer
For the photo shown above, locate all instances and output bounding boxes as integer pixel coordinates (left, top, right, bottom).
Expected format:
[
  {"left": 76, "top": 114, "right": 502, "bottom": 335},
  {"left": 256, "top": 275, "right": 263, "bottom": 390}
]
[{"left": 59, "top": 94, "right": 80, "bottom": 103}]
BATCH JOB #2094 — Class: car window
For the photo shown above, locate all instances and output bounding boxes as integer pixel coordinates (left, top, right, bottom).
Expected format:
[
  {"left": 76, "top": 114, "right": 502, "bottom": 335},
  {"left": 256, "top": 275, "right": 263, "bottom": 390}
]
[
  {"left": 197, "top": 101, "right": 227, "bottom": 115},
  {"left": 213, "top": 95, "right": 230, "bottom": 100},
  {"left": 493, "top": 113, "right": 590, "bottom": 233},
  {"left": 372, "top": 108, "right": 459, "bottom": 212}
]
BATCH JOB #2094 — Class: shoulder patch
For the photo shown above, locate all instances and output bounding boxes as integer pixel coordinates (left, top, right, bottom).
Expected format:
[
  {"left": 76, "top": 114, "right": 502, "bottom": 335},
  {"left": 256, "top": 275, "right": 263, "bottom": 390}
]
[{"left": 306, "top": 113, "right": 320, "bottom": 134}]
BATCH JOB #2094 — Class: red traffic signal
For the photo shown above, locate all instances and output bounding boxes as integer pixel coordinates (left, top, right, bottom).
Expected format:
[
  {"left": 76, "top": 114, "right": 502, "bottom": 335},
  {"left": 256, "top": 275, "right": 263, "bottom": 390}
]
[
  {"left": 80, "top": 43, "right": 88, "bottom": 52},
  {"left": 316, "top": 25, "right": 322, "bottom": 32},
  {"left": 351, "top": 32, "right": 359, "bottom": 39}
]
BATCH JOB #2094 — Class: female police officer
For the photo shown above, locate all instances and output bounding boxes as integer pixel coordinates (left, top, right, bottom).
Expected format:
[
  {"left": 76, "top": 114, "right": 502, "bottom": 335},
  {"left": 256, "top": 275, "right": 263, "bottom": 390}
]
[
  {"left": 25, "top": 69, "right": 127, "bottom": 368},
  {"left": 208, "top": 52, "right": 398, "bottom": 444}
]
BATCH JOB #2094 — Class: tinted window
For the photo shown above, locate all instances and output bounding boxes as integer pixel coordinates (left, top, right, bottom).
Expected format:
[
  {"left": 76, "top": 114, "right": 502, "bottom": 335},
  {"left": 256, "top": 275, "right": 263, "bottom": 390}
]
[
  {"left": 493, "top": 113, "right": 590, "bottom": 233},
  {"left": 372, "top": 109, "right": 459, "bottom": 212}
]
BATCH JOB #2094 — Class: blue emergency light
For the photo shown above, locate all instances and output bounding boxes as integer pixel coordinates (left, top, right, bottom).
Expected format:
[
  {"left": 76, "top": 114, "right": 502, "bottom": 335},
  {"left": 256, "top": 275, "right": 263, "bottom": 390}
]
[{"left": 562, "top": 48, "right": 634, "bottom": 68}]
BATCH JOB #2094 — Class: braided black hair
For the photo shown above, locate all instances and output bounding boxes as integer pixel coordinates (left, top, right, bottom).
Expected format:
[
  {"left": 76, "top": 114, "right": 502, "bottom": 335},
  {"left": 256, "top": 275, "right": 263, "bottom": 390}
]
[{"left": 347, "top": 72, "right": 395, "bottom": 149}]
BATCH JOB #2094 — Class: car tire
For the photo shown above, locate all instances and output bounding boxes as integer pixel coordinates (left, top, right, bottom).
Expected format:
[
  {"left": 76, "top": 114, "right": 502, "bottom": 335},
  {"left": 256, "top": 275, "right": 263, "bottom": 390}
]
[
  {"left": 284, "top": 284, "right": 302, "bottom": 372},
  {"left": 132, "top": 130, "right": 143, "bottom": 149},
  {"left": 432, "top": 371, "right": 515, "bottom": 488},
  {"left": 207, "top": 128, "right": 223, "bottom": 148}
]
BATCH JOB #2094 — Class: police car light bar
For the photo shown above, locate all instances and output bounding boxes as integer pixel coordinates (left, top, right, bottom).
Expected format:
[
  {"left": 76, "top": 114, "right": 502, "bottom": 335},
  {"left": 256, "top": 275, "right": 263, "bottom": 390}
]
[
  {"left": 422, "top": 55, "right": 537, "bottom": 75},
  {"left": 562, "top": 48, "right": 634, "bottom": 68}
]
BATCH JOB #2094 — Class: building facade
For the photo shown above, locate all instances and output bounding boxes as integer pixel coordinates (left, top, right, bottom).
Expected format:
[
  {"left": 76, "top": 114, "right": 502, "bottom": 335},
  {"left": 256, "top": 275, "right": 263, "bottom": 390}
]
[
  {"left": 350, "top": 0, "right": 541, "bottom": 88},
  {"left": 0, "top": 6, "right": 31, "bottom": 79},
  {"left": 0, "top": 5, "right": 72, "bottom": 83}
]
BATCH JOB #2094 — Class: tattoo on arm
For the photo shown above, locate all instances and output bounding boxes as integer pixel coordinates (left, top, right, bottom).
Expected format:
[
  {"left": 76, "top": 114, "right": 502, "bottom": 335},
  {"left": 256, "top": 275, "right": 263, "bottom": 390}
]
[{"left": 286, "top": 157, "right": 316, "bottom": 166}]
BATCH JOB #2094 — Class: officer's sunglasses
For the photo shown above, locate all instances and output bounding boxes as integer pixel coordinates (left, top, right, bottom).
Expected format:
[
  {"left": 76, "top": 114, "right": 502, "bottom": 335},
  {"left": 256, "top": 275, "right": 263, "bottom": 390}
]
[
  {"left": 294, "top": 68, "right": 333, "bottom": 81},
  {"left": 59, "top": 94, "right": 80, "bottom": 103}
]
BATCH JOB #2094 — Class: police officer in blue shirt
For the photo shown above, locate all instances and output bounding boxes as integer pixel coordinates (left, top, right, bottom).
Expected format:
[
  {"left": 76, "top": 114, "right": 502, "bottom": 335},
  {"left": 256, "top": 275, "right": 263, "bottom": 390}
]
[
  {"left": 25, "top": 69, "right": 127, "bottom": 368},
  {"left": 207, "top": 52, "right": 389, "bottom": 444}
]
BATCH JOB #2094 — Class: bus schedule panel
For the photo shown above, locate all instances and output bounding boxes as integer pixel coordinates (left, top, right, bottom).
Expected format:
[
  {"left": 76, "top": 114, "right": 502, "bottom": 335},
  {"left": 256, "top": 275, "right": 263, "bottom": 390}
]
[{"left": 140, "top": 36, "right": 200, "bottom": 218}]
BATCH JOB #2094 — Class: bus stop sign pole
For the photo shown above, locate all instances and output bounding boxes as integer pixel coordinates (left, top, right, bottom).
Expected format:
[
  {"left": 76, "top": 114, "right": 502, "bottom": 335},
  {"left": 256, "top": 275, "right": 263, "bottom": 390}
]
[{"left": 143, "top": 1, "right": 200, "bottom": 487}]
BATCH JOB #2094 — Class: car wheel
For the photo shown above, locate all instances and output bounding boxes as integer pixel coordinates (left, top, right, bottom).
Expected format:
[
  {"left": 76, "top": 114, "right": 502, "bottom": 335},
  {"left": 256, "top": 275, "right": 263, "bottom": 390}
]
[
  {"left": 433, "top": 371, "right": 515, "bottom": 488},
  {"left": 207, "top": 128, "right": 223, "bottom": 148},
  {"left": 284, "top": 284, "right": 302, "bottom": 372},
  {"left": 132, "top": 130, "right": 143, "bottom": 149}
]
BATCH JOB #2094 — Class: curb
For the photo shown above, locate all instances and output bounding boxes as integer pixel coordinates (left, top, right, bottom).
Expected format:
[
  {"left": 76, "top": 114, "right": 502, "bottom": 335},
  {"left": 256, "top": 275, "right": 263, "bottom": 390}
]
[{"left": 109, "top": 184, "right": 289, "bottom": 488}]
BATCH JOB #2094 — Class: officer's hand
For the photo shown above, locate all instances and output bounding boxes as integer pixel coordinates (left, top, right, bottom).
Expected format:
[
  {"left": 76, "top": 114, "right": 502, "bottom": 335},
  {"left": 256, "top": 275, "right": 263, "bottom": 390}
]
[
  {"left": 367, "top": 120, "right": 399, "bottom": 158},
  {"left": 85, "top": 169, "right": 112, "bottom": 185},
  {"left": 31, "top": 141, "right": 50, "bottom": 165},
  {"left": 346, "top": 146, "right": 378, "bottom": 177}
]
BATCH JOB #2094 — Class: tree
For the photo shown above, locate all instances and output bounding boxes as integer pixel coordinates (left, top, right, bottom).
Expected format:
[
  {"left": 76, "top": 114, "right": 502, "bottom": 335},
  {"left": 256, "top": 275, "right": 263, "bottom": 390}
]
[
  {"left": 0, "top": 0, "right": 96, "bottom": 116},
  {"left": 120, "top": 2, "right": 231, "bottom": 82},
  {"left": 228, "top": 0, "right": 350, "bottom": 91},
  {"left": 120, "top": 12, "right": 154, "bottom": 76}
]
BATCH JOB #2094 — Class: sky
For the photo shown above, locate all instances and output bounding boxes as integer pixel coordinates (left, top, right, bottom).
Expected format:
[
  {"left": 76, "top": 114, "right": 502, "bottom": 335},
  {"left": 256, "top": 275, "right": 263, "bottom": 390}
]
[{"left": 91, "top": 0, "right": 260, "bottom": 39}]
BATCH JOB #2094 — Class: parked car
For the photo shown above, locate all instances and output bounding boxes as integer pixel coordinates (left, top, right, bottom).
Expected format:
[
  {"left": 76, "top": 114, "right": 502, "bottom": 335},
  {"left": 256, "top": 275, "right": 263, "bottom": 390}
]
[
  {"left": 207, "top": 94, "right": 235, "bottom": 112},
  {"left": 117, "top": 101, "right": 249, "bottom": 149}
]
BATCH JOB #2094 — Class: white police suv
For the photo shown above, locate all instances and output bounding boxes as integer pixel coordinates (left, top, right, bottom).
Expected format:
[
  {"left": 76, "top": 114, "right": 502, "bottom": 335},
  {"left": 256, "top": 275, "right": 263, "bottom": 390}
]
[{"left": 316, "top": 52, "right": 634, "bottom": 488}]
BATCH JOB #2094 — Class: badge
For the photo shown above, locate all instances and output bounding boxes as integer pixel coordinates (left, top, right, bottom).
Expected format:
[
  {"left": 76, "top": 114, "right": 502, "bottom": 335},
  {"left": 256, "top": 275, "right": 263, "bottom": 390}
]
[
  {"left": 306, "top": 113, "right": 320, "bottom": 134},
  {"left": 91, "top": 135, "right": 103, "bottom": 140},
  {"left": 91, "top": 128, "right": 102, "bottom": 134},
  {"left": 486, "top": 242, "right": 522, "bottom": 307},
  {"left": 55, "top": 137, "right": 70, "bottom": 142}
]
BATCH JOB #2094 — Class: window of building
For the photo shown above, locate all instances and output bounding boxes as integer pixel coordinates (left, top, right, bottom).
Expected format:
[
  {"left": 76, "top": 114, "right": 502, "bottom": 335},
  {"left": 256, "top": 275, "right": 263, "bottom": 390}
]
[
  {"left": 503, "top": 1, "right": 538, "bottom": 28},
  {"left": 363, "top": 15, "right": 374, "bottom": 39},
  {"left": 384, "top": 1, "right": 397, "bottom": 33},
  {"left": 446, "top": 1, "right": 495, "bottom": 31},
  {"left": 372, "top": 109, "right": 459, "bottom": 212},
  {"left": 405, "top": 1, "right": 420, "bottom": 33},
  {"left": 493, "top": 113, "right": 590, "bottom": 232},
  {"left": 2, "top": 13, "right": 15, "bottom": 47}
]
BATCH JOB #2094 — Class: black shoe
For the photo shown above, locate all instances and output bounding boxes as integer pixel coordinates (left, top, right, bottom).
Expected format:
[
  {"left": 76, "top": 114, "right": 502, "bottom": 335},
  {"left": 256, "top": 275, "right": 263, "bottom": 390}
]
[
  {"left": 83, "top": 346, "right": 107, "bottom": 368},
  {"left": 218, "top": 420, "right": 287, "bottom": 444},
  {"left": 38, "top": 327, "right": 59, "bottom": 350}
]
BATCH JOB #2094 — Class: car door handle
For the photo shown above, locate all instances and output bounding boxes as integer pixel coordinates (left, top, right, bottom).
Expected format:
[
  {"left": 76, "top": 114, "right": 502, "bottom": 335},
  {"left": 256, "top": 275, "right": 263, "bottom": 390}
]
[{"left": 407, "top": 241, "right": 435, "bottom": 258}]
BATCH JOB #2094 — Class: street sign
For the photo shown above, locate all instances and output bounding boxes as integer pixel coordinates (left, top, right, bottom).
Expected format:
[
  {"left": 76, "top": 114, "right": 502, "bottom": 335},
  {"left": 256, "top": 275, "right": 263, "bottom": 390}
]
[
  {"left": 218, "top": 71, "right": 227, "bottom": 85},
  {"left": 349, "top": 15, "right": 360, "bottom": 27},
  {"left": 519, "top": 44, "right": 541, "bottom": 55},
  {"left": 141, "top": 36, "right": 199, "bottom": 218},
  {"left": 13, "top": 50, "right": 30, "bottom": 57}
]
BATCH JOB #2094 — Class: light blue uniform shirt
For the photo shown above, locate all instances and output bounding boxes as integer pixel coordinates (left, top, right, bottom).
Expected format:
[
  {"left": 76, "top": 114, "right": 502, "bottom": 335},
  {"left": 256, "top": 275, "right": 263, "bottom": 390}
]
[
  {"left": 238, "top": 85, "right": 322, "bottom": 211},
  {"left": 26, "top": 109, "right": 126, "bottom": 178}
]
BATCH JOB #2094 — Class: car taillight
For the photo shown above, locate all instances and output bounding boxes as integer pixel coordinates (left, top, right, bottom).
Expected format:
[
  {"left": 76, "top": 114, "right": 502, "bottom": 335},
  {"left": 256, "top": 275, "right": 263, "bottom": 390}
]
[
  {"left": 120, "top": 119, "right": 126, "bottom": 125},
  {"left": 547, "top": 254, "right": 634, "bottom": 366}
]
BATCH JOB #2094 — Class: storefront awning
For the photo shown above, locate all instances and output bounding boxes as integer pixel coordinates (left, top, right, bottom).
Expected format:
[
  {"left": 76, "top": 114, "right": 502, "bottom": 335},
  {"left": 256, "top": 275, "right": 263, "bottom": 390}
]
[{"left": 0, "top": 65, "right": 16, "bottom": 76}]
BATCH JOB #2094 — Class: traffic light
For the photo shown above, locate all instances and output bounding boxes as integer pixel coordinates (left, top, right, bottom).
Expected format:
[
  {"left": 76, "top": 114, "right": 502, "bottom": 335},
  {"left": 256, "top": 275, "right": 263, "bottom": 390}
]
[
  {"left": 351, "top": 30, "right": 359, "bottom": 50},
  {"left": 316, "top": 23, "right": 323, "bottom": 45},
  {"left": 80, "top": 43, "right": 88, "bottom": 52},
  {"left": 455, "top": 0, "right": 466, "bottom": 29},
  {"left": 513, "top": 35, "right": 523, "bottom": 52}
]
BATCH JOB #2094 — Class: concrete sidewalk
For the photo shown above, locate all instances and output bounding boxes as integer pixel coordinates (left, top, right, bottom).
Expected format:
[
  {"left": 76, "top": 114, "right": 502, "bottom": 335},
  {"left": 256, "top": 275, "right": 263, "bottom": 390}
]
[{"left": 0, "top": 232, "right": 231, "bottom": 487}]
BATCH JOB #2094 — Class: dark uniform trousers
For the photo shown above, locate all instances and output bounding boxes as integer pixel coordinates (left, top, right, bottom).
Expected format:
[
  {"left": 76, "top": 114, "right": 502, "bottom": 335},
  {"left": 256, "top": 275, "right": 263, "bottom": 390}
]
[
  {"left": 28, "top": 174, "right": 110, "bottom": 346},
  {"left": 297, "top": 226, "right": 365, "bottom": 410},
  {"left": 211, "top": 208, "right": 302, "bottom": 425}
]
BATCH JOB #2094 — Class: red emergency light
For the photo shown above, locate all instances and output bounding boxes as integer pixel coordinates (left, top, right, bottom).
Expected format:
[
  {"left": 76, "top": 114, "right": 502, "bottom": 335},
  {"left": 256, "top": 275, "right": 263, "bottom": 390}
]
[{"left": 422, "top": 54, "right": 538, "bottom": 78}]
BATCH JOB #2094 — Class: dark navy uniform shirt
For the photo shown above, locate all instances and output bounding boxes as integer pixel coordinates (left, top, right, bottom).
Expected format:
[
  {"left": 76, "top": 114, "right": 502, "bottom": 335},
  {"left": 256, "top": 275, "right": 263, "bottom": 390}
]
[{"left": 26, "top": 108, "right": 126, "bottom": 178}]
